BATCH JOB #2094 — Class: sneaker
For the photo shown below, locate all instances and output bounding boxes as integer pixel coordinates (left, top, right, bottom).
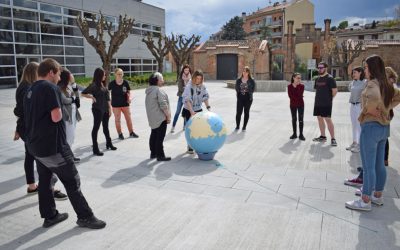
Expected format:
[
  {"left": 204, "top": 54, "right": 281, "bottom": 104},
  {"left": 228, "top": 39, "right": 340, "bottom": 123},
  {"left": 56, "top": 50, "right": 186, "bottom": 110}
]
[
  {"left": 299, "top": 134, "right": 306, "bottom": 141},
  {"left": 312, "top": 136, "right": 327, "bottom": 142},
  {"left": 43, "top": 212, "right": 69, "bottom": 228},
  {"left": 129, "top": 132, "right": 139, "bottom": 138},
  {"left": 345, "top": 199, "right": 371, "bottom": 211},
  {"left": 27, "top": 186, "right": 38, "bottom": 195},
  {"left": 355, "top": 189, "right": 384, "bottom": 206},
  {"left": 170, "top": 127, "right": 175, "bottom": 133},
  {"left": 118, "top": 133, "right": 124, "bottom": 140},
  {"left": 350, "top": 145, "right": 360, "bottom": 153},
  {"left": 157, "top": 156, "right": 171, "bottom": 161},
  {"left": 54, "top": 190, "right": 68, "bottom": 201},
  {"left": 346, "top": 142, "right": 356, "bottom": 150},
  {"left": 344, "top": 177, "right": 363, "bottom": 187},
  {"left": 77, "top": 215, "right": 106, "bottom": 229},
  {"left": 331, "top": 138, "right": 337, "bottom": 146}
]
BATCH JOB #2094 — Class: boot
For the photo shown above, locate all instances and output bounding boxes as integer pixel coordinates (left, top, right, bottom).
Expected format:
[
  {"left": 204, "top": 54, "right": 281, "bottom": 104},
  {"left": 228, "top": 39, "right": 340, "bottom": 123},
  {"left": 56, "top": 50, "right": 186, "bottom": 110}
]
[
  {"left": 93, "top": 143, "right": 104, "bottom": 156},
  {"left": 106, "top": 140, "right": 117, "bottom": 150},
  {"left": 290, "top": 120, "right": 297, "bottom": 139},
  {"left": 299, "top": 121, "right": 305, "bottom": 141}
]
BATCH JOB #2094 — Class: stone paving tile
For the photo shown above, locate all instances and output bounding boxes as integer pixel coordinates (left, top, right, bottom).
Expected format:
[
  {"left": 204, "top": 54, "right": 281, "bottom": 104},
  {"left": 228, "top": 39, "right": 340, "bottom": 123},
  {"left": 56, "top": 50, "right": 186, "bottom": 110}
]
[
  {"left": 246, "top": 191, "right": 299, "bottom": 210},
  {"left": 278, "top": 185, "right": 326, "bottom": 200},
  {"left": 303, "top": 178, "right": 350, "bottom": 192},
  {"left": 201, "top": 186, "right": 251, "bottom": 203},
  {"left": 232, "top": 178, "right": 280, "bottom": 193},
  {"left": 192, "top": 175, "right": 238, "bottom": 188},
  {"left": 160, "top": 180, "right": 208, "bottom": 194}
]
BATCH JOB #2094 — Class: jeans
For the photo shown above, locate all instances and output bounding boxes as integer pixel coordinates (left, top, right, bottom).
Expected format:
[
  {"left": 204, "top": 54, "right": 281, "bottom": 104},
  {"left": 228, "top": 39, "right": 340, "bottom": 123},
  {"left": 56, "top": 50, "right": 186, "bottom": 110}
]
[
  {"left": 92, "top": 108, "right": 111, "bottom": 146},
  {"left": 149, "top": 120, "right": 167, "bottom": 158},
  {"left": 290, "top": 106, "right": 304, "bottom": 135},
  {"left": 236, "top": 94, "right": 253, "bottom": 129},
  {"left": 360, "top": 122, "right": 389, "bottom": 196},
  {"left": 35, "top": 145, "right": 93, "bottom": 220},
  {"left": 172, "top": 96, "right": 184, "bottom": 127}
]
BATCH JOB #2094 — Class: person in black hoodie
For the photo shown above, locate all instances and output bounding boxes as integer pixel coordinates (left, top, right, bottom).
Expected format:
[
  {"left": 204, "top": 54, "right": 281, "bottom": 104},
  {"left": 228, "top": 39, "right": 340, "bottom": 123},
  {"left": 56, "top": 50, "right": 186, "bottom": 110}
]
[
  {"left": 235, "top": 66, "right": 255, "bottom": 131},
  {"left": 82, "top": 68, "right": 116, "bottom": 156}
]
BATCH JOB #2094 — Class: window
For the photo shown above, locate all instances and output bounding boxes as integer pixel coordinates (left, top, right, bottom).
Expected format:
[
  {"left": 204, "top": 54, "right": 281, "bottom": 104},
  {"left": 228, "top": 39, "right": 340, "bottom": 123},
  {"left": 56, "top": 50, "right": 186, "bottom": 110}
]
[
  {"left": 131, "top": 65, "right": 141, "bottom": 71},
  {"left": 13, "top": 0, "right": 37, "bottom": 9},
  {"left": 390, "top": 35, "right": 394, "bottom": 40},
  {"left": 15, "top": 44, "right": 40, "bottom": 54},
  {"left": 0, "top": 66, "right": 15, "bottom": 76},
  {"left": 131, "top": 28, "right": 141, "bottom": 35},
  {"left": 152, "top": 26, "right": 161, "bottom": 31},
  {"left": 64, "top": 26, "right": 81, "bottom": 36},
  {"left": 15, "top": 32, "right": 39, "bottom": 43},
  {"left": 63, "top": 8, "right": 80, "bottom": 17},
  {"left": 0, "top": 43, "right": 13, "bottom": 53},
  {"left": 41, "top": 23, "right": 63, "bottom": 34},
  {"left": 40, "top": 3, "right": 61, "bottom": 13},
  {"left": 67, "top": 65, "right": 85, "bottom": 74},
  {"left": 14, "top": 20, "right": 39, "bottom": 32},
  {"left": 372, "top": 34, "right": 378, "bottom": 39},
  {"left": 0, "top": 6, "right": 10, "bottom": 17},
  {"left": 358, "top": 35, "right": 364, "bottom": 40},
  {"left": 41, "top": 34, "right": 63, "bottom": 45},
  {"left": 142, "top": 65, "right": 152, "bottom": 71},
  {"left": 63, "top": 16, "right": 77, "bottom": 26},
  {"left": 0, "top": 77, "right": 16, "bottom": 87},
  {"left": 0, "top": 30, "right": 12, "bottom": 42},
  {"left": 142, "top": 23, "right": 151, "bottom": 29},
  {"left": 13, "top": 8, "right": 38, "bottom": 21},
  {"left": 40, "top": 13, "right": 62, "bottom": 24},
  {"left": 0, "top": 55, "right": 14, "bottom": 65},
  {"left": 0, "top": 18, "right": 11, "bottom": 29},
  {"left": 0, "top": 0, "right": 10, "bottom": 5},
  {"left": 66, "top": 57, "right": 84, "bottom": 64},
  {"left": 64, "top": 46, "right": 83, "bottom": 55},
  {"left": 43, "top": 56, "right": 64, "bottom": 64},
  {"left": 131, "top": 59, "right": 141, "bottom": 64},
  {"left": 118, "top": 59, "right": 129, "bottom": 64},
  {"left": 64, "top": 36, "right": 83, "bottom": 46},
  {"left": 42, "top": 45, "right": 64, "bottom": 55},
  {"left": 143, "top": 59, "right": 153, "bottom": 64}
]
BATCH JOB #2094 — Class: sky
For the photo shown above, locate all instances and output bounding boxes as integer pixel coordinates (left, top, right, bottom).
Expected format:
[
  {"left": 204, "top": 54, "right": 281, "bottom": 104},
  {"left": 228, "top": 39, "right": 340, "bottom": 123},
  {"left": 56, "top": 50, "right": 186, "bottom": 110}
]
[{"left": 144, "top": 0, "right": 399, "bottom": 42}]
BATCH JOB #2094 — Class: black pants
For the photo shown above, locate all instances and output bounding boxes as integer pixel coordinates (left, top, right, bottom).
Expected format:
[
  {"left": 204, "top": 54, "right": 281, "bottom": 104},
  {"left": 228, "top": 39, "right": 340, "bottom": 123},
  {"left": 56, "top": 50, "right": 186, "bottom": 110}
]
[
  {"left": 149, "top": 120, "right": 167, "bottom": 158},
  {"left": 290, "top": 106, "right": 304, "bottom": 135},
  {"left": 35, "top": 145, "right": 93, "bottom": 220},
  {"left": 24, "top": 143, "right": 35, "bottom": 184},
  {"left": 236, "top": 94, "right": 253, "bottom": 129},
  {"left": 92, "top": 108, "right": 111, "bottom": 147}
]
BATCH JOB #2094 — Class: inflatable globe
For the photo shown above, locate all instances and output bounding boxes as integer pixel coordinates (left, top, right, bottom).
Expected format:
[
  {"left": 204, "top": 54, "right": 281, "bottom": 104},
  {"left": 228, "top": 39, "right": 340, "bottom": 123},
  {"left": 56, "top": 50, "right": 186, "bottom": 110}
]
[{"left": 185, "top": 111, "right": 227, "bottom": 160}]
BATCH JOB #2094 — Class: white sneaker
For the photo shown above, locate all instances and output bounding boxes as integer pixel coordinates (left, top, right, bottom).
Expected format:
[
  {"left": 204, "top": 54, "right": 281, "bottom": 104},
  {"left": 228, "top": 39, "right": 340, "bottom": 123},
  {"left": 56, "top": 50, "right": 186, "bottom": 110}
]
[
  {"left": 351, "top": 145, "right": 360, "bottom": 153},
  {"left": 170, "top": 127, "right": 175, "bottom": 133},
  {"left": 355, "top": 189, "right": 384, "bottom": 206},
  {"left": 345, "top": 199, "right": 372, "bottom": 211},
  {"left": 346, "top": 142, "right": 356, "bottom": 151}
]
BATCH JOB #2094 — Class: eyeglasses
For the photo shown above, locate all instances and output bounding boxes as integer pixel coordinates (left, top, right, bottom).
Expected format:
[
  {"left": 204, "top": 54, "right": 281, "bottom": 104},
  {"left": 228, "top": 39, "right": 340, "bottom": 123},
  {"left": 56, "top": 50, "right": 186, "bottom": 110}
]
[{"left": 317, "top": 67, "right": 325, "bottom": 70}]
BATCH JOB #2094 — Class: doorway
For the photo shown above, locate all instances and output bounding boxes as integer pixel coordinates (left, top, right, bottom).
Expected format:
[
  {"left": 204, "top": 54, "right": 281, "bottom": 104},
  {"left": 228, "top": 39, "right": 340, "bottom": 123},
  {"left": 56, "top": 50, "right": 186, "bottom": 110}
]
[{"left": 217, "top": 54, "right": 238, "bottom": 80}]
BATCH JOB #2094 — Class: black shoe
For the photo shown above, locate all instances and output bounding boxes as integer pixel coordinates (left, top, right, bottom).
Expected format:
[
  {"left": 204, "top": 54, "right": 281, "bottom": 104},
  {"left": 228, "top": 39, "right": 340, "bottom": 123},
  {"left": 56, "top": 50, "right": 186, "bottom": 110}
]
[
  {"left": 77, "top": 215, "right": 106, "bottom": 229},
  {"left": 157, "top": 156, "right": 171, "bottom": 161},
  {"left": 130, "top": 132, "right": 139, "bottom": 138},
  {"left": 312, "top": 136, "right": 327, "bottom": 142},
  {"left": 235, "top": 127, "right": 239, "bottom": 130},
  {"left": 106, "top": 142, "right": 117, "bottom": 150},
  {"left": 27, "top": 186, "right": 38, "bottom": 195},
  {"left": 299, "top": 134, "right": 306, "bottom": 141},
  {"left": 93, "top": 146, "right": 104, "bottom": 156},
  {"left": 43, "top": 212, "right": 69, "bottom": 228},
  {"left": 290, "top": 134, "right": 297, "bottom": 139},
  {"left": 242, "top": 127, "right": 246, "bottom": 131},
  {"left": 150, "top": 153, "right": 156, "bottom": 159},
  {"left": 357, "top": 167, "right": 363, "bottom": 172},
  {"left": 73, "top": 157, "right": 80, "bottom": 162},
  {"left": 118, "top": 133, "right": 124, "bottom": 140},
  {"left": 54, "top": 190, "right": 68, "bottom": 201}
]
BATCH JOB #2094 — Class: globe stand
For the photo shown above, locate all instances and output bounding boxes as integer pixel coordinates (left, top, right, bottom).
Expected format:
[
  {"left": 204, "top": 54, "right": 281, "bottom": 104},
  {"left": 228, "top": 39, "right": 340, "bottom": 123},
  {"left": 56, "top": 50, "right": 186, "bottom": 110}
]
[{"left": 197, "top": 151, "right": 217, "bottom": 161}]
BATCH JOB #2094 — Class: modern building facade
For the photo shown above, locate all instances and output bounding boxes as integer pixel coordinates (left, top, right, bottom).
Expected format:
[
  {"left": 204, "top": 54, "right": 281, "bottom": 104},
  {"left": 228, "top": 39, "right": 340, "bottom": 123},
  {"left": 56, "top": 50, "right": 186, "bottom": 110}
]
[{"left": 0, "top": 0, "right": 165, "bottom": 88}]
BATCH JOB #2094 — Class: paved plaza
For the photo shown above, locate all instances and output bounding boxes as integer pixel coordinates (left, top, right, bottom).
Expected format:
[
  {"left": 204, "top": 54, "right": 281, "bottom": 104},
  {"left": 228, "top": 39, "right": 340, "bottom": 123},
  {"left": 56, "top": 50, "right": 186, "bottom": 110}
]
[{"left": 0, "top": 81, "right": 399, "bottom": 249}]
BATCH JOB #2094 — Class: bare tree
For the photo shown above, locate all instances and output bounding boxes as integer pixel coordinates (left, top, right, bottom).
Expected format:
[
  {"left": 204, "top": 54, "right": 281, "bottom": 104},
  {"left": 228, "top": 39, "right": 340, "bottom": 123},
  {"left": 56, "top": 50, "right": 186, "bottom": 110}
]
[
  {"left": 142, "top": 33, "right": 169, "bottom": 73},
  {"left": 76, "top": 12, "right": 134, "bottom": 83},
  {"left": 247, "top": 39, "right": 261, "bottom": 77},
  {"left": 329, "top": 38, "right": 364, "bottom": 80},
  {"left": 166, "top": 34, "right": 201, "bottom": 79}
]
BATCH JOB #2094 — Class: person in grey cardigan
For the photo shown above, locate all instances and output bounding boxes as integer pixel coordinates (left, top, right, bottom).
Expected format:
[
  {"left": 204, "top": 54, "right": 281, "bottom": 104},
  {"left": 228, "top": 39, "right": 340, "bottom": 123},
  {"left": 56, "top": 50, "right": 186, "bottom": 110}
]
[
  {"left": 58, "top": 68, "right": 82, "bottom": 162},
  {"left": 145, "top": 72, "right": 171, "bottom": 161}
]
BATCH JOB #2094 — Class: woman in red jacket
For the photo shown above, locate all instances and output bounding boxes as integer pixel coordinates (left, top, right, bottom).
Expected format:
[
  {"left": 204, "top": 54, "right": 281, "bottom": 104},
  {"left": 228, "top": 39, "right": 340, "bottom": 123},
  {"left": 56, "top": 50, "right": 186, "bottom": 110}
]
[{"left": 287, "top": 73, "right": 305, "bottom": 140}]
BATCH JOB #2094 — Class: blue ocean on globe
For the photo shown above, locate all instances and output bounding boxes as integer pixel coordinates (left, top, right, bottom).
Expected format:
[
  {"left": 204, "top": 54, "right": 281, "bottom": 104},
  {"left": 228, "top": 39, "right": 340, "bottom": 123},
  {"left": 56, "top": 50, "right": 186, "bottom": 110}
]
[{"left": 185, "top": 111, "right": 227, "bottom": 154}]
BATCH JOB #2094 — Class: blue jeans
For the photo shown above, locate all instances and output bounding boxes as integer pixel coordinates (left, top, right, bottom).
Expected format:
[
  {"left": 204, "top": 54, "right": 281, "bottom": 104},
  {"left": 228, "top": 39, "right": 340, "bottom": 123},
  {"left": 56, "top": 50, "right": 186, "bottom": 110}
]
[
  {"left": 360, "top": 122, "right": 389, "bottom": 196},
  {"left": 172, "top": 96, "right": 185, "bottom": 127}
]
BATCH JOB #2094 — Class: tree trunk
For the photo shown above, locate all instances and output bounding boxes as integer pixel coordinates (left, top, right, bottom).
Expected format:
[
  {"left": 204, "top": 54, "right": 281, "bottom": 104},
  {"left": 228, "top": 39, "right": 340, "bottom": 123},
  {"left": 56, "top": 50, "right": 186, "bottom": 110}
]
[
  {"left": 157, "top": 60, "right": 164, "bottom": 74},
  {"left": 342, "top": 66, "right": 349, "bottom": 81},
  {"left": 102, "top": 60, "right": 111, "bottom": 86},
  {"left": 175, "top": 62, "right": 181, "bottom": 81}
]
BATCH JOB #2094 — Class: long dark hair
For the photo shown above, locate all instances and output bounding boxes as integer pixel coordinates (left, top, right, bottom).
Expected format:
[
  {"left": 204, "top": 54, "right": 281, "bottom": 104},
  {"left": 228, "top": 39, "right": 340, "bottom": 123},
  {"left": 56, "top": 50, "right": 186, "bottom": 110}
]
[
  {"left": 365, "top": 55, "right": 394, "bottom": 108},
  {"left": 58, "top": 68, "right": 71, "bottom": 94},
  {"left": 352, "top": 66, "right": 365, "bottom": 81},
  {"left": 291, "top": 72, "right": 301, "bottom": 84},
  {"left": 179, "top": 64, "right": 192, "bottom": 79},
  {"left": 93, "top": 68, "right": 105, "bottom": 88}
]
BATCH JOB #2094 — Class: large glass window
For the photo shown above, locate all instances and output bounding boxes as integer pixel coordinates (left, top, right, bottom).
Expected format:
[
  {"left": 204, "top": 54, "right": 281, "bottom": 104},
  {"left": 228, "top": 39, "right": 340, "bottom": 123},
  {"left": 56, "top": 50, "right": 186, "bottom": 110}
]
[
  {"left": 13, "top": 0, "right": 37, "bottom": 9},
  {"left": 14, "top": 20, "right": 39, "bottom": 32},
  {"left": 0, "top": 42, "right": 13, "bottom": 53},
  {"left": 67, "top": 65, "right": 84, "bottom": 74},
  {"left": 0, "top": 0, "right": 10, "bottom": 5},
  {"left": 64, "top": 26, "right": 81, "bottom": 36},
  {"left": 0, "top": 30, "right": 12, "bottom": 42},
  {"left": 143, "top": 65, "right": 152, "bottom": 71},
  {"left": 65, "top": 46, "right": 83, "bottom": 55},
  {"left": 0, "top": 55, "right": 14, "bottom": 65},
  {"left": 43, "top": 56, "right": 64, "bottom": 64},
  {"left": 13, "top": 8, "right": 38, "bottom": 21},
  {"left": 0, "top": 77, "right": 16, "bottom": 87},
  {"left": 41, "top": 23, "right": 63, "bottom": 34},
  {"left": 63, "top": 8, "right": 81, "bottom": 17},
  {"left": 14, "top": 32, "right": 39, "bottom": 43},
  {"left": 142, "top": 24, "right": 151, "bottom": 29},
  {"left": 118, "top": 59, "right": 129, "bottom": 64},
  {"left": 131, "top": 28, "right": 141, "bottom": 36},
  {"left": 131, "top": 65, "right": 141, "bottom": 71},
  {"left": 66, "top": 57, "right": 84, "bottom": 64},
  {"left": 131, "top": 59, "right": 141, "bottom": 64},
  {"left": 0, "top": 6, "right": 11, "bottom": 17},
  {"left": 143, "top": 59, "right": 153, "bottom": 64},
  {"left": 42, "top": 45, "right": 64, "bottom": 55},
  {"left": 64, "top": 36, "right": 83, "bottom": 46},
  {"left": 15, "top": 44, "right": 40, "bottom": 54},
  {"left": 40, "top": 13, "right": 62, "bottom": 24},
  {"left": 0, "top": 18, "right": 11, "bottom": 29},
  {"left": 0, "top": 66, "right": 15, "bottom": 76},
  {"left": 41, "top": 34, "right": 63, "bottom": 45},
  {"left": 63, "top": 16, "right": 77, "bottom": 26},
  {"left": 40, "top": 3, "right": 61, "bottom": 14}
]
